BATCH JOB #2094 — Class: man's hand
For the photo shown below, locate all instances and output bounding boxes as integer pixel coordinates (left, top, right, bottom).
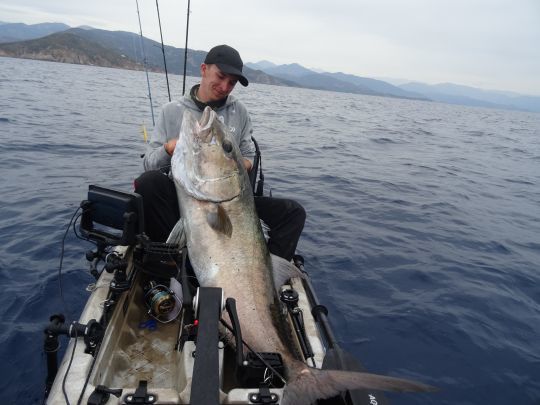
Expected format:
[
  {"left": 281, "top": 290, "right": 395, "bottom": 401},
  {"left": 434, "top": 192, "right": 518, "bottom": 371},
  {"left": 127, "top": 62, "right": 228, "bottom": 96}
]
[
  {"left": 165, "top": 139, "right": 177, "bottom": 156},
  {"left": 243, "top": 158, "right": 253, "bottom": 172}
]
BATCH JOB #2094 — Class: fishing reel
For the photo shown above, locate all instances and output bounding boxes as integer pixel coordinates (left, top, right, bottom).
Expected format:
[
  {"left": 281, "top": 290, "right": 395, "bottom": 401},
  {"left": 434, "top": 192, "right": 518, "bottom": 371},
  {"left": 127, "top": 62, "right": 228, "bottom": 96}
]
[{"left": 143, "top": 279, "right": 183, "bottom": 323}]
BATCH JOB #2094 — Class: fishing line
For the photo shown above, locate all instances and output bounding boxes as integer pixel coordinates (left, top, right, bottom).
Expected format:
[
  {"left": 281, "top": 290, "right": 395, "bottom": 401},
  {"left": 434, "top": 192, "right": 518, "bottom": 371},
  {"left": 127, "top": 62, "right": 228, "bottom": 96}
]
[
  {"left": 155, "top": 0, "right": 171, "bottom": 101},
  {"left": 135, "top": 0, "right": 155, "bottom": 126},
  {"left": 182, "top": 0, "right": 191, "bottom": 96}
]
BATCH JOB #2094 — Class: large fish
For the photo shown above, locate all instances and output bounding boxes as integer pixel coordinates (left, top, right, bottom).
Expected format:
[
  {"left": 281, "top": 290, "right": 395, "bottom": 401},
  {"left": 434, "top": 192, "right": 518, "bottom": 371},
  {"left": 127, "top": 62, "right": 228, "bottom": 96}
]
[{"left": 171, "top": 106, "right": 435, "bottom": 404}]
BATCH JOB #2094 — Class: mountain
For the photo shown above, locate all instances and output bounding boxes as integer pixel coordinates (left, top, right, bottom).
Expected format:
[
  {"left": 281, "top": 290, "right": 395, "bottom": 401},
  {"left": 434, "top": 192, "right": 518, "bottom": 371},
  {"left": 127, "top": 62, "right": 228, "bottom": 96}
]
[
  {"left": 263, "top": 63, "right": 316, "bottom": 78},
  {"left": 0, "top": 26, "right": 291, "bottom": 86},
  {"left": 245, "top": 60, "right": 277, "bottom": 70},
  {"left": 323, "top": 72, "right": 427, "bottom": 100},
  {"left": 252, "top": 62, "right": 427, "bottom": 100},
  {"left": 0, "top": 22, "right": 70, "bottom": 43},
  {"left": 423, "top": 83, "right": 540, "bottom": 112},
  {"left": 277, "top": 71, "right": 379, "bottom": 95},
  {"left": 65, "top": 27, "right": 203, "bottom": 77},
  {"left": 2, "top": 22, "right": 538, "bottom": 111},
  {"left": 0, "top": 31, "right": 147, "bottom": 70},
  {"left": 400, "top": 82, "right": 540, "bottom": 112},
  {"left": 68, "top": 28, "right": 290, "bottom": 85}
]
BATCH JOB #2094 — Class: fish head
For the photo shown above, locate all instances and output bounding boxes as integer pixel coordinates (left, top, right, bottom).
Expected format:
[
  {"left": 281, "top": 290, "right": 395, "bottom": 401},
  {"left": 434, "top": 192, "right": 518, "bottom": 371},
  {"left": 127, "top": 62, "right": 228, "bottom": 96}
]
[{"left": 172, "top": 106, "right": 245, "bottom": 202}]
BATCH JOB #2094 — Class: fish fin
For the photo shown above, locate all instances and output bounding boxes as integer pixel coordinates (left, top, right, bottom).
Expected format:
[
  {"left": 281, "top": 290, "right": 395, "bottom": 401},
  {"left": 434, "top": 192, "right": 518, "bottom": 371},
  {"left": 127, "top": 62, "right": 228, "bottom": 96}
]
[
  {"left": 166, "top": 218, "right": 186, "bottom": 246},
  {"left": 281, "top": 360, "right": 437, "bottom": 405},
  {"left": 270, "top": 254, "right": 306, "bottom": 292},
  {"left": 206, "top": 204, "right": 233, "bottom": 237}
]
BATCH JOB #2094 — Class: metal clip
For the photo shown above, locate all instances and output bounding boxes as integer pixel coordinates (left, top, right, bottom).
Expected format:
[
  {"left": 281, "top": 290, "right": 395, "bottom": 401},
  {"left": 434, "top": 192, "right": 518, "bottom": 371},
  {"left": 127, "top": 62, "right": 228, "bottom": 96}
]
[{"left": 248, "top": 384, "right": 279, "bottom": 404}]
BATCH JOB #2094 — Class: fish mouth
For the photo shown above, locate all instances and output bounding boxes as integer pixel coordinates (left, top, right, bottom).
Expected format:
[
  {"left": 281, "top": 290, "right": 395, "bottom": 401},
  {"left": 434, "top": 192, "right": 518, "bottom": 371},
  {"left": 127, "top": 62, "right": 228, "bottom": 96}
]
[
  {"left": 199, "top": 106, "right": 213, "bottom": 129},
  {"left": 194, "top": 107, "right": 213, "bottom": 144},
  {"left": 190, "top": 171, "right": 240, "bottom": 187}
]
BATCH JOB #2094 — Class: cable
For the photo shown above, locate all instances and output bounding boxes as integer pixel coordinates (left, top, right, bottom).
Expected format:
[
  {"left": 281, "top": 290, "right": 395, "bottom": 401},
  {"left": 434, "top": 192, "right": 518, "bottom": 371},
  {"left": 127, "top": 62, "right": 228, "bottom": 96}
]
[
  {"left": 61, "top": 325, "right": 78, "bottom": 405},
  {"left": 72, "top": 212, "right": 96, "bottom": 246},
  {"left": 58, "top": 207, "right": 81, "bottom": 322},
  {"left": 76, "top": 341, "right": 101, "bottom": 405}
]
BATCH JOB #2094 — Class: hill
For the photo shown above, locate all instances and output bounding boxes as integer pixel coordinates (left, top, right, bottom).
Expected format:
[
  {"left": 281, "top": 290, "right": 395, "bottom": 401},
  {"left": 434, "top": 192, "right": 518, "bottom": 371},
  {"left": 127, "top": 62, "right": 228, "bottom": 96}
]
[
  {"left": 0, "top": 22, "right": 423, "bottom": 99},
  {"left": 2, "top": 22, "right": 539, "bottom": 111},
  {"left": 0, "top": 22, "right": 70, "bottom": 43},
  {"left": 246, "top": 60, "right": 278, "bottom": 70},
  {"left": 323, "top": 72, "right": 426, "bottom": 100},
  {"left": 0, "top": 31, "right": 146, "bottom": 70},
  {"left": 400, "top": 82, "right": 540, "bottom": 112},
  {"left": 0, "top": 27, "right": 291, "bottom": 86},
  {"left": 65, "top": 28, "right": 289, "bottom": 85},
  {"left": 251, "top": 62, "right": 427, "bottom": 100}
]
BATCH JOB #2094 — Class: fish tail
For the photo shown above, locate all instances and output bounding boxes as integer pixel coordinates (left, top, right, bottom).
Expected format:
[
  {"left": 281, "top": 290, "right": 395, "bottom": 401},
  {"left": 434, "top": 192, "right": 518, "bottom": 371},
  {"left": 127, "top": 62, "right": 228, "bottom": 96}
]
[{"left": 281, "top": 360, "right": 437, "bottom": 405}]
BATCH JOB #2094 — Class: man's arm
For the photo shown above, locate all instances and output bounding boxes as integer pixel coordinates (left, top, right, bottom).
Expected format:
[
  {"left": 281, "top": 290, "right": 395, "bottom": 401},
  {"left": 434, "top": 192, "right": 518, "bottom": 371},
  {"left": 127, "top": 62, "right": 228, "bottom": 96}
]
[
  {"left": 236, "top": 103, "right": 255, "bottom": 172},
  {"left": 143, "top": 103, "right": 182, "bottom": 171}
]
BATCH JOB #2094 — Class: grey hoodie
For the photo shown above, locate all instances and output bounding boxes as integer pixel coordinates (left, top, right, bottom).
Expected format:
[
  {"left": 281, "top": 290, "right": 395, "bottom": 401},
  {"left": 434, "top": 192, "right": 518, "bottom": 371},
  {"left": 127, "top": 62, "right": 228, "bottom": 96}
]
[{"left": 143, "top": 94, "right": 255, "bottom": 171}]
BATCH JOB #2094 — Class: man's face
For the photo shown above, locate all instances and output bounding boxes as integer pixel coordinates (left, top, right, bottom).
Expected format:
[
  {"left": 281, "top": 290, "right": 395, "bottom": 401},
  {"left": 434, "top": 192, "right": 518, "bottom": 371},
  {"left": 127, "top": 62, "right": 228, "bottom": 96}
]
[{"left": 199, "top": 64, "right": 239, "bottom": 102}]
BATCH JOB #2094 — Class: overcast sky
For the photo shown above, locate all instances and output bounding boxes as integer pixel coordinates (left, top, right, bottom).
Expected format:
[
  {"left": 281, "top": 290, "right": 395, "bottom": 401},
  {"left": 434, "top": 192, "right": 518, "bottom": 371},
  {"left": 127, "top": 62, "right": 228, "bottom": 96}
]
[{"left": 2, "top": 0, "right": 539, "bottom": 95}]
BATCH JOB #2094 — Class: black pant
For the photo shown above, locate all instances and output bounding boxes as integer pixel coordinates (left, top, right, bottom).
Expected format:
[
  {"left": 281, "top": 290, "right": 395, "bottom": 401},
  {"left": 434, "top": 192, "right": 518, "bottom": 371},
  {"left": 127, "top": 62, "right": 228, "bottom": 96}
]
[{"left": 134, "top": 170, "right": 306, "bottom": 262}]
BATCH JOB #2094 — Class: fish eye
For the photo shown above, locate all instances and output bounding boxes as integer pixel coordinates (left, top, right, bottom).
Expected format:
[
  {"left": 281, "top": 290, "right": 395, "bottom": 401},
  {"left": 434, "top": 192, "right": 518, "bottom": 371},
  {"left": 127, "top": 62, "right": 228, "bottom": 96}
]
[{"left": 222, "top": 140, "right": 233, "bottom": 153}]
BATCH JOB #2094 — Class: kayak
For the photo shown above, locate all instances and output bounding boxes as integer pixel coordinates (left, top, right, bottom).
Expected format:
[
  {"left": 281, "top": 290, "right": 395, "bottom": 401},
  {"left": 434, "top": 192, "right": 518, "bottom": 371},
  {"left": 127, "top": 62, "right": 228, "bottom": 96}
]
[{"left": 44, "top": 153, "right": 390, "bottom": 404}]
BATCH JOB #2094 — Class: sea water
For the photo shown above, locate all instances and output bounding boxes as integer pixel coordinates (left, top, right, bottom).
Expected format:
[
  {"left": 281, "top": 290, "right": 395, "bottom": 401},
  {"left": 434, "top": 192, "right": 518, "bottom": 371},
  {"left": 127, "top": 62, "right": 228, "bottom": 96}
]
[{"left": 1, "top": 57, "right": 539, "bottom": 404}]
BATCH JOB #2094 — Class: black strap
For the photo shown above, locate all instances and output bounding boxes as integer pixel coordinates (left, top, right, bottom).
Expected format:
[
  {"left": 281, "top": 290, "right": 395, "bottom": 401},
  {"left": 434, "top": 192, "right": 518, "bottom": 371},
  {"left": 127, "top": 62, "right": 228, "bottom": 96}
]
[
  {"left": 190, "top": 287, "right": 223, "bottom": 405},
  {"left": 123, "top": 380, "right": 156, "bottom": 404}
]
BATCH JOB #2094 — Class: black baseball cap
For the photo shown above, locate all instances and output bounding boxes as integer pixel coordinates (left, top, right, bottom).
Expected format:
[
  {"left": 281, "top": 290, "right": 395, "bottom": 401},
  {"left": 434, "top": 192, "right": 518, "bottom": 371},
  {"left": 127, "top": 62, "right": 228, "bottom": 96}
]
[{"left": 204, "top": 44, "right": 249, "bottom": 87}]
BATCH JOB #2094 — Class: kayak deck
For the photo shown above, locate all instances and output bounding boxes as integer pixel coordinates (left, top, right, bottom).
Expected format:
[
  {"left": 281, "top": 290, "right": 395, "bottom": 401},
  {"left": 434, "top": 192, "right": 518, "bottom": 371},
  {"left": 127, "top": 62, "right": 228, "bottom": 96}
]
[
  {"left": 46, "top": 247, "right": 322, "bottom": 404},
  {"left": 95, "top": 284, "right": 183, "bottom": 392}
]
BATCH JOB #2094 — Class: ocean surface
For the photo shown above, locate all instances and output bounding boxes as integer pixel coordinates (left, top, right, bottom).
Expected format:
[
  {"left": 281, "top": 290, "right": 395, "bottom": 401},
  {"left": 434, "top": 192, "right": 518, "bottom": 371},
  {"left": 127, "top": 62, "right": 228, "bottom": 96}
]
[{"left": 1, "top": 57, "right": 539, "bottom": 404}]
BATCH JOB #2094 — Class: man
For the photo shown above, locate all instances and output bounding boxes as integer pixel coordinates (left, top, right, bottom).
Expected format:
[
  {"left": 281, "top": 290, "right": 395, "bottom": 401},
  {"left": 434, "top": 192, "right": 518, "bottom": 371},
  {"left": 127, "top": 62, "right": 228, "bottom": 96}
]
[{"left": 135, "top": 44, "right": 305, "bottom": 262}]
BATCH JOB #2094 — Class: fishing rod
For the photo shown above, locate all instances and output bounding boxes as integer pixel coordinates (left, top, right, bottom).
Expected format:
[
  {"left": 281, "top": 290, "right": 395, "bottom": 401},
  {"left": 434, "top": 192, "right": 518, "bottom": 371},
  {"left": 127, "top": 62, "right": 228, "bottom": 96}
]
[
  {"left": 182, "top": 0, "right": 191, "bottom": 96},
  {"left": 155, "top": 0, "right": 171, "bottom": 102},
  {"left": 135, "top": 0, "right": 155, "bottom": 126}
]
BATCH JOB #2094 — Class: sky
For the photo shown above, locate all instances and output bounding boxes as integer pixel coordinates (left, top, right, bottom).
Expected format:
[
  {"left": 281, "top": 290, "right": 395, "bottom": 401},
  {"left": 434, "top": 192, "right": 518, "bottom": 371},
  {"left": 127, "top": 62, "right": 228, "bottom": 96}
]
[{"left": 1, "top": 0, "right": 540, "bottom": 96}]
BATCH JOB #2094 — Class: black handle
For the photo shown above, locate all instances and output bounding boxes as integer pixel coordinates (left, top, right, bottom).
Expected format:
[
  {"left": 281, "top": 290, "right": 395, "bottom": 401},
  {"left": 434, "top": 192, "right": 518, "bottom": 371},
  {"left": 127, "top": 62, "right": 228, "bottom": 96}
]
[{"left": 225, "top": 298, "right": 244, "bottom": 367}]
